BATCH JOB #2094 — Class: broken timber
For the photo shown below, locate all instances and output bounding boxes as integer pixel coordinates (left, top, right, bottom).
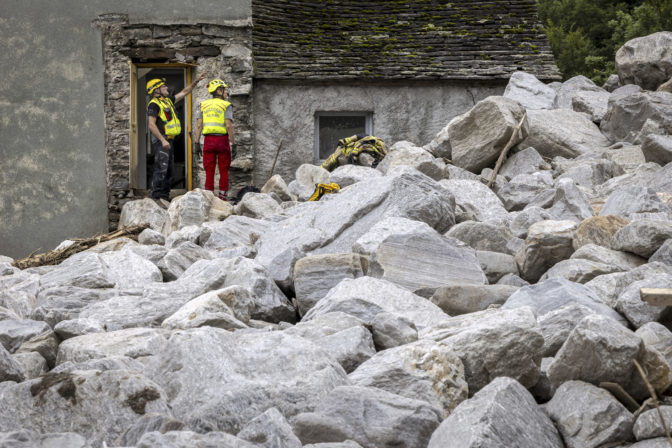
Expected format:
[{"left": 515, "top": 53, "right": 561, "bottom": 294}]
[
  {"left": 487, "top": 111, "right": 527, "bottom": 188},
  {"left": 11, "top": 225, "right": 148, "bottom": 270},
  {"left": 640, "top": 288, "right": 672, "bottom": 307}
]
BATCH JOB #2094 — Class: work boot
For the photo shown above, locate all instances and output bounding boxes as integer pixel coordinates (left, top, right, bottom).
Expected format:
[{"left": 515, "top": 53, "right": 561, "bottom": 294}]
[{"left": 218, "top": 191, "right": 228, "bottom": 201}]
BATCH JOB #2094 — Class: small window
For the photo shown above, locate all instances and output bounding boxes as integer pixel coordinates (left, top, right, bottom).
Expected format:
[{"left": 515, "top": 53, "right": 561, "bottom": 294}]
[{"left": 315, "top": 112, "right": 373, "bottom": 163}]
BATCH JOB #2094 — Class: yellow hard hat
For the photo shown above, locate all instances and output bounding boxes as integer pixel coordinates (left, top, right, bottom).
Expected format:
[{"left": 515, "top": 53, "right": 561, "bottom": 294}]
[
  {"left": 146, "top": 78, "right": 166, "bottom": 95},
  {"left": 208, "top": 78, "right": 228, "bottom": 94}
]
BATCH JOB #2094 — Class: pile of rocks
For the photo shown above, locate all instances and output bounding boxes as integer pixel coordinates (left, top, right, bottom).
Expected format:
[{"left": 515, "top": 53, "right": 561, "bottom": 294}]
[{"left": 1, "top": 32, "right": 672, "bottom": 448}]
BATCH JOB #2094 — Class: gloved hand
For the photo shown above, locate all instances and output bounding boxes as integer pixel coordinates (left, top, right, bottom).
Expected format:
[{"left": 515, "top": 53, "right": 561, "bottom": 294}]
[
  {"left": 231, "top": 144, "right": 238, "bottom": 159},
  {"left": 195, "top": 143, "right": 202, "bottom": 158}
]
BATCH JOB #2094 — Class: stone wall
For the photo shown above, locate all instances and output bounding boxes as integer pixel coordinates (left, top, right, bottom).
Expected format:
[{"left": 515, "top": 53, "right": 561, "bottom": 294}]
[
  {"left": 95, "top": 15, "right": 253, "bottom": 230},
  {"left": 252, "top": 80, "right": 506, "bottom": 184}
]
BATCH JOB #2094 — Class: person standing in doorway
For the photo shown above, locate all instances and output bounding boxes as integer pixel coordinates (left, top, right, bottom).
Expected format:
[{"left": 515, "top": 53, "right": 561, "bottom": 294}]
[
  {"left": 193, "top": 78, "right": 236, "bottom": 201},
  {"left": 146, "top": 73, "right": 206, "bottom": 206}
]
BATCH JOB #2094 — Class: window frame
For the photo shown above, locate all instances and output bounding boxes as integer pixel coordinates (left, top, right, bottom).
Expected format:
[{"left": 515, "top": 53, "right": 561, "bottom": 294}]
[{"left": 314, "top": 111, "right": 373, "bottom": 164}]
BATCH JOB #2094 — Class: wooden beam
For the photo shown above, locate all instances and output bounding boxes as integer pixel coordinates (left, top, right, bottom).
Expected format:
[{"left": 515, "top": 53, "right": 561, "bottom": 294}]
[{"left": 640, "top": 288, "right": 672, "bottom": 307}]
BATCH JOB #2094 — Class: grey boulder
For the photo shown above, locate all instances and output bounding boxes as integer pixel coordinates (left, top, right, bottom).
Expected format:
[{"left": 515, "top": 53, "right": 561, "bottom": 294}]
[
  {"left": 348, "top": 339, "right": 468, "bottom": 416},
  {"left": 503, "top": 71, "right": 556, "bottom": 110},
  {"left": 611, "top": 219, "right": 672, "bottom": 258},
  {"left": 292, "top": 385, "right": 442, "bottom": 448},
  {"left": 544, "top": 380, "right": 634, "bottom": 448},
  {"left": 515, "top": 220, "right": 577, "bottom": 282},
  {"left": 427, "top": 377, "right": 563, "bottom": 448},
  {"left": 237, "top": 407, "right": 302, "bottom": 448},
  {"left": 616, "top": 31, "right": 672, "bottom": 91},
  {"left": 633, "top": 406, "right": 672, "bottom": 441}
]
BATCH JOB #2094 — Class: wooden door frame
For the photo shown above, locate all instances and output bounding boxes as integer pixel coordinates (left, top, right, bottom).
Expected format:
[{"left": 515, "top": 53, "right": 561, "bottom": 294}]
[{"left": 129, "top": 62, "right": 195, "bottom": 190}]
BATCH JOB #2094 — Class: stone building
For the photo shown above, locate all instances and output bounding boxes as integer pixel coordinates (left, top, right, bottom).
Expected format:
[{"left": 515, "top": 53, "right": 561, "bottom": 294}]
[{"left": 0, "top": 0, "right": 558, "bottom": 258}]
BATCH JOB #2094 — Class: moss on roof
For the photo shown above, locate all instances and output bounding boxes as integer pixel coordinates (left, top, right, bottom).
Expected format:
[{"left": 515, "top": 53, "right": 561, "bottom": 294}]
[{"left": 253, "top": 0, "right": 560, "bottom": 81}]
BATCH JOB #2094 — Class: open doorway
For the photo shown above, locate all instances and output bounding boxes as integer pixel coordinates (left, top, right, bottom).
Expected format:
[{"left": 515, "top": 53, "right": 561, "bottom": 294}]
[{"left": 130, "top": 64, "right": 193, "bottom": 191}]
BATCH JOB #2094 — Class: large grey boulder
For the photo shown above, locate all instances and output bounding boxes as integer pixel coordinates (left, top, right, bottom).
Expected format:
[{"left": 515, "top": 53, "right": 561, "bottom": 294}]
[
  {"left": 508, "top": 206, "right": 555, "bottom": 239},
  {"left": 293, "top": 253, "right": 364, "bottom": 316},
  {"left": 234, "top": 192, "right": 283, "bottom": 219},
  {"left": 157, "top": 242, "right": 212, "bottom": 281},
  {"left": 612, "top": 219, "right": 672, "bottom": 258},
  {"left": 377, "top": 142, "right": 442, "bottom": 180},
  {"left": 161, "top": 287, "right": 252, "bottom": 331},
  {"left": 144, "top": 327, "right": 348, "bottom": 433},
  {"left": 202, "top": 215, "right": 271, "bottom": 258},
  {"left": 538, "top": 304, "right": 598, "bottom": 357},
  {"left": 616, "top": 31, "right": 672, "bottom": 91},
  {"left": 11, "top": 351, "right": 47, "bottom": 379},
  {"left": 119, "top": 198, "right": 168, "bottom": 232},
  {"left": 636, "top": 322, "right": 672, "bottom": 370},
  {"left": 438, "top": 179, "right": 509, "bottom": 224},
  {"left": 517, "top": 109, "right": 611, "bottom": 159},
  {"left": 515, "top": 220, "right": 577, "bottom": 282},
  {"left": 600, "top": 185, "right": 668, "bottom": 217},
  {"left": 237, "top": 407, "right": 302, "bottom": 448},
  {"left": 303, "top": 277, "right": 449, "bottom": 331},
  {"left": 571, "top": 243, "right": 646, "bottom": 272},
  {"left": 503, "top": 71, "right": 556, "bottom": 110},
  {"left": 54, "top": 318, "right": 105, "bottom": 339},
  {"left": 261, "top": 174, "right": 294, "bottom": 202},
  {"left": 427, "top": 377, "right": 563, "bottom": 448},
  {"left": 0, "top": 343, "right": 25, "bottom": 382},
  {"left": 446, "top": 221, "right": 514, "bottom": 255},
  {"left": 162, "top": 189, "right": 216, "bottom": 235},
  {"left": 348, "top": 339, "right": 467, "bottom": 416},
  {"left": 369, "top": 312, "right": 418, "bottom": 350},
  {"left": 554, "top": 157, "right": 614, "bottom": 189},
  {"left": 604, "top": 142, "right": 647, "bottom": 174},
  {"left": 39, "top": 252, "right": 115, "bottom": 290},
  {"left": 572, "top": 89, "right": 610, "bottom": 122},
  {"left": 254, "top": 168, "right": 456, "bottom": 290},
  {"left": 138, "top": 228, "right": 165, "bottom": 245},
  {"left": 601, "top": 91, "right": 672, "bottom": 144},
  {"left": 0, "top": 370, "right": 172, "bottom": 446},
  {"left": 292, "top": 385, "right": 442, "bottom": 448},
  {"left": 430, "top": 284, "right": 519, "bottom": 316},
  {"left": 0, "top": 311, "right": 51, "bottom": 353},
  {"left": 586, "top": 262, "right": 672, "bottom": 308},
  {"left": 0, "top": 430, "right": 92, "bottom": 448},
  {"left": 545, "top": 381, "right": 634, "bottom": 448},
  {"left": 642, "top": 134, "right": 672, "bottom": 165},
  {"left": 499, "top": 147, "right": 551, "bottom": 180},
  {"left": 633, "top": 406, "right": 672, "bottom": 441},
  {"left": 547, "top": 178, "right": 595, "bottom": 223},
  {"left": 421, "top": 306, "right": 543, "bottom": 393},
  {"left": 136, "top": 430, "right": 256, "bottom": 448},
  {"left": 449, "top": 96, "right": 528, "bottom": 173},
  {"left": 650, "top": 239, "right": 672, "bottom": 265},
  {"left": 423, "top": 119, "right": 453, "bottom": 159},
  {"left": 284, "top": 312, "right": 375, "bottom": 373},
  {"left": 547, "top": 314, "right": 669, "bottom": 399},
  {"left": 616, "top": 276, "right": 672, "bottom": 329},
  {"left": 554, "top": 75, "right": 606, "bottom": 110},
  {"left": 328, "top": 165, "right": 382, "bottom": 188},
  {"left": 353, "top": 218, "right": 486, "bottom": 293},
  {"left": 56, "top": 328, "right": 169, "bottom": 366},
  {"left": 164, "top": 224, "right": 205, "bottom": 249},
  {"left": 31, "top": 286, "right": 118, "bottom": 328},
  {"left": 476, "top": 250, "right": 519, "bottom": 283},
  {"left": 539, "top": 258, "right": 621, "bottom": 284}
]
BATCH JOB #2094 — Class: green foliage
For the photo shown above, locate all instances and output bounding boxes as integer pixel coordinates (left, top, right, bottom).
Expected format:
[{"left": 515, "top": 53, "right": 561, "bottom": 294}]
[{"left": 537, "top": 0, "right": 672, "bottom": 83}]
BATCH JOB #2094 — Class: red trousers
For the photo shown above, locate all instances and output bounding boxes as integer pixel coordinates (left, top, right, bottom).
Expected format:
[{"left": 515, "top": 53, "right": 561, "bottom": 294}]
[{"left": 203, "top": 134, "right": 231, "bottom": 193}]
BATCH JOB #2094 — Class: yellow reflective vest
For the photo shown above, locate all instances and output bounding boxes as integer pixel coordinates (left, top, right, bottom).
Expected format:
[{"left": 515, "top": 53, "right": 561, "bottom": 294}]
[
  {"left": 200, "top": 98, "right": 231, "bottom": 135},
  {"left": 148, "top": 97, "right": 181, "bottom": 136}
]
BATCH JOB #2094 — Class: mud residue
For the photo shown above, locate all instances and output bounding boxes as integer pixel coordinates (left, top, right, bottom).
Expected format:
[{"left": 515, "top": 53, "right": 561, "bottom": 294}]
[
  {"left": 124, "top": 387, "right": 161, "bottom": 415},
  {"left": 30, "top": 372, "right": 77, "bottom": 405}
]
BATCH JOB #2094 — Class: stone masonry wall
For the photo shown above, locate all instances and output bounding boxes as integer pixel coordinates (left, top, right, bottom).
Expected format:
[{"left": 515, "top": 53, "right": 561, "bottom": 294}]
[{"left": 94, "top": 14, "right": 253, "bottom": 230}]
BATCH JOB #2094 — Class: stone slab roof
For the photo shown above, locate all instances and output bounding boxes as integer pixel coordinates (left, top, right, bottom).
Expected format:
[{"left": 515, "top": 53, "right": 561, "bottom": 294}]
[{"left": 253, "top": 0, "right": 561, "bottom": 81}]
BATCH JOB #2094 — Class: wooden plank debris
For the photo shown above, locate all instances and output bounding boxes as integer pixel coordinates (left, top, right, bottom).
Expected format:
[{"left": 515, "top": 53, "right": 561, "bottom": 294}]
[
  {"left": 11, "top": 225, "right": 148, "bottom": 270},
  {"left": 640, "top": 288, "right": 672, "bottom": 307}
]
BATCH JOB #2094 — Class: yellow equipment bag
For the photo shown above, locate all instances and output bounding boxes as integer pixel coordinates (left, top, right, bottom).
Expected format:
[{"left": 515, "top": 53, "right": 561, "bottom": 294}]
[{"left": 308, "top": 183, "right": 341, "bottom": 201}]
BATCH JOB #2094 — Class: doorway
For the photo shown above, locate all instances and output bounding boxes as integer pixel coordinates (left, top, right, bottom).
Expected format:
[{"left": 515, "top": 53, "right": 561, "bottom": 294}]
[{"left": 130, "top": 64, "right": 193, "bottom": 191}]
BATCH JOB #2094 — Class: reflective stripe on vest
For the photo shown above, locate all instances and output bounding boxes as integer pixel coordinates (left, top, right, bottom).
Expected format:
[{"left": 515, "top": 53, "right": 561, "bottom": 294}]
[
  {"left": 200, "top": 98, "right": 230, "bottom": 135},
  {"left": 149, "top": 97, "right": 181, "bottom": 136}
]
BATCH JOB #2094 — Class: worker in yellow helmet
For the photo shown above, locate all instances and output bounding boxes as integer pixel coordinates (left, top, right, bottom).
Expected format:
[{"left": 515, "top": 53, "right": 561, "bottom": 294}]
[
  {"left": 193, "top": 78, "right": 236, "bottom": 201},
  {"left": 146, "top": 72, "right": 205, "bottom": 207}
]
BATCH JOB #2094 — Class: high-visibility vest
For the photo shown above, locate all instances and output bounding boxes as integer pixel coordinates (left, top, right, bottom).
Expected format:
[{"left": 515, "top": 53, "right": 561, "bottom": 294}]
[
  {"left": 148, "top": 97, "right": 181, "bottom": 136},
  {"left": 200, "top": 98, "right": 231, "bottom": 135}
]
